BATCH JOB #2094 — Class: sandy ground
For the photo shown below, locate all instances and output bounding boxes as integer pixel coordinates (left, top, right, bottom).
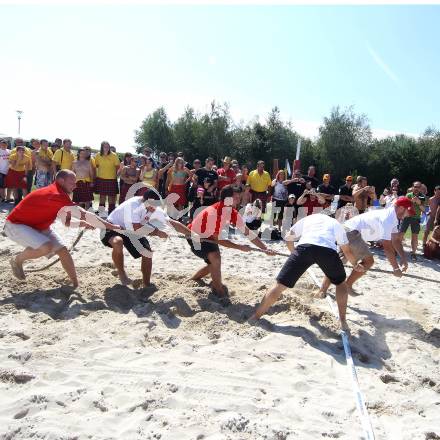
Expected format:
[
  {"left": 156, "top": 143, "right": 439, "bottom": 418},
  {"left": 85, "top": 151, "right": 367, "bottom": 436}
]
[{"left": 0, "top": 203, "right": 439, "bottom": 440}]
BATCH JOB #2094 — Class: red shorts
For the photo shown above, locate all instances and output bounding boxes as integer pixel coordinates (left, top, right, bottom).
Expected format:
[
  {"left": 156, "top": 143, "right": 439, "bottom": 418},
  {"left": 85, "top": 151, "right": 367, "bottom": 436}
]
[
  {"left": 5, "top": 169, "right": 27, "bottom": 189},
  {"left": 169, "top": 184, "right": 187, "bottom": 206}
]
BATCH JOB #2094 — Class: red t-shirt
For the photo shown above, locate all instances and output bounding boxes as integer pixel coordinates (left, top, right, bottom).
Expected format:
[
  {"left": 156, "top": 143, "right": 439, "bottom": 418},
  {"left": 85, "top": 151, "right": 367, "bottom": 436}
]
[
  {"left": 7, "top": 182, "right": 75, "bottom": 230},
  {"left": 301, "top": 197, "right": 323, "bottom": 216},
  {"left": 217, "top": 167, "right": 236, "bottom": 191},
  {"left": 188, "top": 201, "right": 240, "bottom": 238}
]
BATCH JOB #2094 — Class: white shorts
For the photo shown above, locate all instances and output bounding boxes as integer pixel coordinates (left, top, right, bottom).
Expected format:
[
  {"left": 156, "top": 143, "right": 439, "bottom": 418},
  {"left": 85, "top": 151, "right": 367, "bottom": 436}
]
[{"left": 3, "top": 221, "right": 65, "bottom": 252}]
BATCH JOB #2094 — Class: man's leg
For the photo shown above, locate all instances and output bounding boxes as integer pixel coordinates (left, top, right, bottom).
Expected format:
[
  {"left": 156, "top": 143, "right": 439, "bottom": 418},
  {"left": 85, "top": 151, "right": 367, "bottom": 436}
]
[
  {"left": 11, "top": 242, "right": 53, "bottom": 279},
  {"left": 335, "top": 281, "right": 349, "bottom": 329},
  {"left": 108, "top": 236, "right": 132, "bottom": 285},
  {"left": 55, "top": 246, "right": 79, "bottom": 288},
  {"left": 191, "top": 265, "right": 211, "bottom": 280},
  {"left": 411, "top": 233, "right": 419, "bottom": 254},
  {"left": 251, "top": 283, "right": 287, "bottom": 320},
  {"left": 141, "top": 256, "right": 152, "bottom": 287},
  {"left": 207, "top": 251, "right": 226, "bottom": 296},
  {"left": 346, "top": 255, "right": 374, "bottom": 291}
]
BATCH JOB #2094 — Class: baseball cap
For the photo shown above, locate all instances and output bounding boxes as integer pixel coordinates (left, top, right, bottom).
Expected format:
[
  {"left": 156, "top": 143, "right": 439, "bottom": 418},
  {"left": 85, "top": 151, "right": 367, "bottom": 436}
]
[
  {"left": 223, "top": 156, "right": 232, "bottom": 164},
  {"left": 346, "top": 176, "right": 353, "bottom": 181},
  {"left": 288, "top": 194, "right": 296, "bottom": 199},
  {"left": 323, "top": 174, "right": 330, "bottom": 181},
  {"left": 395, "top": 196, "right": 416, "bottom": 216}
]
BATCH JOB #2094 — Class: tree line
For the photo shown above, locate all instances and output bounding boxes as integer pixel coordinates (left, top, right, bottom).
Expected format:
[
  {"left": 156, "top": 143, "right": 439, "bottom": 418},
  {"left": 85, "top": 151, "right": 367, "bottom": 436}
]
[{"left": 134, "top": 102, "right": 440, "bottom": 193}]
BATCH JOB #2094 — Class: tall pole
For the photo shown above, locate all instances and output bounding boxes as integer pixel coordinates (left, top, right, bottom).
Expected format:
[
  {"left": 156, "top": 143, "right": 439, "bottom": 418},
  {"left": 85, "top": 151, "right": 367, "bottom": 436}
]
[{"left": 16, "top": 110, "right": 23, "bottom": 135}]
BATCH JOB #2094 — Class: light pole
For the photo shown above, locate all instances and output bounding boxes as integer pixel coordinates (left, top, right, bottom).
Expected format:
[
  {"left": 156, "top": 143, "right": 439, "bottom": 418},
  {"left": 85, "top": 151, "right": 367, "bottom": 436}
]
[{"left": 16, "top": 110, "right": 23, "bottom": 135}]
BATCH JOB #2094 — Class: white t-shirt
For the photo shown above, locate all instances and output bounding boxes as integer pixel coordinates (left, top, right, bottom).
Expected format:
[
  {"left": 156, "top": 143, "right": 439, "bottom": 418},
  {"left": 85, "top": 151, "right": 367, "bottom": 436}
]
[
  {"left": 243, "top": 203, "right": 262, "bottom": 223},
  {"left": 108, "top": 197, "right": 169, "bottom": 231},
  {"left": 290, "top": 213, "right": 348, "bottom": 251},
  {"left": 344, "top": 206, "right": 398, "bottom": 241},
  {"left": 0, "top": 148, "right": 10, "bottom": 174}
]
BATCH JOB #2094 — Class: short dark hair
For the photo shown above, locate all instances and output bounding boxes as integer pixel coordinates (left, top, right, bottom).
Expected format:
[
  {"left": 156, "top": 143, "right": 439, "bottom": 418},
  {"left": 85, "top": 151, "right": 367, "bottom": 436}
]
[
  {"left": 220, "top": 185, "right": 234, "bottom": 201},
  {"left": 63, "top": 138, "right": 72, "bottom": 145},
  {"left": 40, "top": 139, "right": 48, "bottom": 145},
  {"left": 142, "top": 189, "right": 160, "bottom": 201},
  {"left": 206, "top": 157, "right": 214, "bottom": 163}
]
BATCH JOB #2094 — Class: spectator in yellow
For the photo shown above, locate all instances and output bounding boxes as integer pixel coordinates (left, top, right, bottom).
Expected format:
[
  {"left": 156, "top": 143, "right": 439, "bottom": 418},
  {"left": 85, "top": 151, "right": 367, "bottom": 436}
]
[
  {"left": 94, "top": 141, "right": 120, "bottom": 214},
  {"left": 52, "top": 138, "right": 75, "bottom": 173},
  {"left": 34, "top": 139, "right": 54, "bottom": 189},
  {"left": 246, "top": 160, "right": 272, "bottom": 211},
  {"left": 5, "top": 145, "right": 32, "bottom": 204}
]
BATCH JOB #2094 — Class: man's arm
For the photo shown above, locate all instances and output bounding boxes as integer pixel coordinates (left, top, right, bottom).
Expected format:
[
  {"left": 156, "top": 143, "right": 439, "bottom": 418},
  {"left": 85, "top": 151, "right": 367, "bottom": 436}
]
[
  {"left": 391, "top": 233, "right": 408, "bottom": 272},
  {"left": 296, "top": 192, "right": 307, "bottom": 205}
]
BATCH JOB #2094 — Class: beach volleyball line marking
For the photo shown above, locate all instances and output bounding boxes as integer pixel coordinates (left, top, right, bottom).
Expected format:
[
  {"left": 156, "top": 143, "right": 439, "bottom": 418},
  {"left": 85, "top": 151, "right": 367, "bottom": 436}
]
[{"left": 307, "top": 268, "right": 375, "bottom": 440}]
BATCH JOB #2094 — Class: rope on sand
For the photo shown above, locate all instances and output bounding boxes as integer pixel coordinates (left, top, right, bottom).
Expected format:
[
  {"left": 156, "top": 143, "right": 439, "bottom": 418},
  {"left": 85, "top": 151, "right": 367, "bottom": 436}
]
[
  {"left": 306, "top": 268, "right": 375, "bottom": 440},
  {"left": 25, "top": 230, "right": 85, "bottom": 273}
]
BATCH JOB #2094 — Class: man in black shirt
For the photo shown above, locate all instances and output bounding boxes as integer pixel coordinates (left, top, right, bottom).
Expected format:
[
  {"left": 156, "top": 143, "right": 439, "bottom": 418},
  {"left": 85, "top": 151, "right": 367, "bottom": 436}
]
[
  {"left": 195, "top": 157, "right": 218, "bottom": 191},
  {"left": 304, "top": 165, "right": 320, "bottom": 188},
  {"left": 337, "top": 176, "right": 354, "bottom": 209},
  {"left": 317, "top": 174, "right": 336, "bottom": 208}
]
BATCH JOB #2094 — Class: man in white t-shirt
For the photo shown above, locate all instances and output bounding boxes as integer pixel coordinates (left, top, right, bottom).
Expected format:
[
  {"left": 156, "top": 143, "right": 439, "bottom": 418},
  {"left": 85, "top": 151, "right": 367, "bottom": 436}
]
[
  {"left": 102, "top": 189, "right": 191, "bottom": 287},
  {"left": 251, "top": 213, "right": 362, "bottom": 329},
  {"left": 319, "top": 196, "right": 415, "bottom": 297},
  {"left": 0, "top": 139, "right": 11, "bottom": 202}
]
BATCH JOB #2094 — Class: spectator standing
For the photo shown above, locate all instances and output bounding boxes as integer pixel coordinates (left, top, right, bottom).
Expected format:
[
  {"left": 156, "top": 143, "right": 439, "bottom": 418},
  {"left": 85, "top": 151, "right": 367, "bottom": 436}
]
[
  {"left": 317, "top": 174, "right": 336, "bottom": 208},
  {"left": 217, "top": 156, "right": 236, "bottom": 193},
  {"left": 177, "top": 151, "right": 191, "bottom": 169},
  {"left": 50, "top": 139, "right": 61, "bottom": 155},
  {"left": 94, "top": 141, "right": 120, "bottom": 215},
  {"left": 304, "top": 165, "right": 320, "bottom": 188},
  {"left": 5, "top": 145, "right": 32, "bottom": 203},
  {"left": 195, "top": 157, "right": 218, "bottom": 197},
  {"left": 166, "top": 157, "right": 191, "bottom": 211},
  {"left": 241, "top": 184, "right": 252, "bottom": 208},
  {"left": 0, "top": 139, "right": 11, "bottom": 202},
  {"left": 352, "top": 176, "right": 377, "bottom": 213},
  {"left": 27, "top": 139, "right": 41, "bottom": 193},
  {"left": 337, "top": 176, "right": 354, "bottom": 209},
  {"left": 52, "top": 138, "right": 75, "bottom": 173},
  {"left": 240, "top": 165, "right": 249, "bottom": 185},
  {"left": 296, "top": 186, "right": 325, "bottom": 216},
  {"left": 246, "top": 160, "right": 272, "bottom": 211},
  {"left": 398, "top": 181, "right": 426, "bottom": 261},
  {"left": 271, "top": 170, "right": 289, "bottom": 229},
  {"left": 72, "top": 148, "right": 95, "bottom": 210},
  {"left": 283, "top": 169, "right": 305, "bottom": 217},
  {"left": 143, "top": 146, "right": 156, "bottom": 168},
  {"left": 35, "top": 139, "right": 53, "bottom": 188},
  {"left": 119, "top": 156, "right": 140, "bottom": 204},
  {"left": 140, "top": 157, "right": 158, "bottom": 190},
  {"left": 423, "top": 185, "right": 440, "bottom": 246}
]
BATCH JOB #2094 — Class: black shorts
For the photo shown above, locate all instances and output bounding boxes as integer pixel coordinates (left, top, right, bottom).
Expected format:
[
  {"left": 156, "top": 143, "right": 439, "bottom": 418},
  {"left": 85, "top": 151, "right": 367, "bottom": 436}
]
[
  {"left": 101, "top": 230, "right": 151, "bottom": 259},
  {"left": 187, "top": 239, "right": 220, "bottom": 264},
  {"left": 276, "top": 244, "right": 346, "bottom": 288},
  {"left": 273, "top": 199, "right": 287, "bottom": 220},
  {"left": 0, "top": 173, "right": 5, "bottom": 189}
]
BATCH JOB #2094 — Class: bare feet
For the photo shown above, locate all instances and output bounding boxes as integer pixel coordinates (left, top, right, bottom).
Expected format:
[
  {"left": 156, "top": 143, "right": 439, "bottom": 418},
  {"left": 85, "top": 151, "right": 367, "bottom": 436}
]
[
  {"left": 10, "top": 257, "right": 25, "bottom": 280},
  {"left": 340, "top": 320, "right": 350, "bottom": 333},
  {"left": 118, "top": 272, "right": 133, "bottom": 286},
  {"left": 347, "top": 286, "right": 361, "bottom": 296},
  {"left": 313, "top": 289, "right": 327, "bottom": 299}
]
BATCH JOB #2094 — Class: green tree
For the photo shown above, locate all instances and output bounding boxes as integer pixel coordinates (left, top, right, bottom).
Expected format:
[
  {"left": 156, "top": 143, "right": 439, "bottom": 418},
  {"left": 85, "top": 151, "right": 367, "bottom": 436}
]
[{"left": 134, "top": 107, "right": 175, "bottom": 154}]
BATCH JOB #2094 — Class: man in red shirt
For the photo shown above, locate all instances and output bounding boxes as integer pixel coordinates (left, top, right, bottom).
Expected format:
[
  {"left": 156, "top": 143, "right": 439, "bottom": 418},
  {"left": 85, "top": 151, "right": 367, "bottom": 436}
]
[
  {"left": 186, "top": 185, "right": 275, "bottom": 297},
  {"left": 217, "top": 156, "right": 236, "bottom": 194},
  {"left": 4, "top": 169, "right": 119, "bottom": 287}
]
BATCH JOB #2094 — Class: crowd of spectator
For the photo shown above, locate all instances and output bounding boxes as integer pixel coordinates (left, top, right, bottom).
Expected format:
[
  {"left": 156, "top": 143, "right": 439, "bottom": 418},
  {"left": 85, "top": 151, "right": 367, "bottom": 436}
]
[{"left": 1, "top": 137, "right": 439, "bottom": 259}]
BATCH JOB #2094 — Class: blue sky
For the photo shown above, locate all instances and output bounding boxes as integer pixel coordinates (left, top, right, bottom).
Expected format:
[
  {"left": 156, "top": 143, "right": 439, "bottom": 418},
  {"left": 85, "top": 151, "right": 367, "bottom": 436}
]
[{"left": 1, "top": 5, "right": 439, "bottom": 150}]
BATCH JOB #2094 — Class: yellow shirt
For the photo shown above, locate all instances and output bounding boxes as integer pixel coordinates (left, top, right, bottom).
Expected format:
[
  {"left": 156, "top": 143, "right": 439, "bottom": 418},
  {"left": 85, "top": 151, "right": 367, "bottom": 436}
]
[
  {"left": 38, "top": 148, "right": 54, "bottom": 161},
  {"left": 95, "top": 152, "right": 120, "bottom": 179},
  {"left": 52, "top": 148, "right": 75, "bottom": 170},
  {"left": 9, "top": 152, "right": 32, "bottom": 172},
  {"left": 246, "top": 170, "right": 271, "bottom": 192},
  {"left": 11, "top": 147, "right": 32, "bottom": 158}
]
